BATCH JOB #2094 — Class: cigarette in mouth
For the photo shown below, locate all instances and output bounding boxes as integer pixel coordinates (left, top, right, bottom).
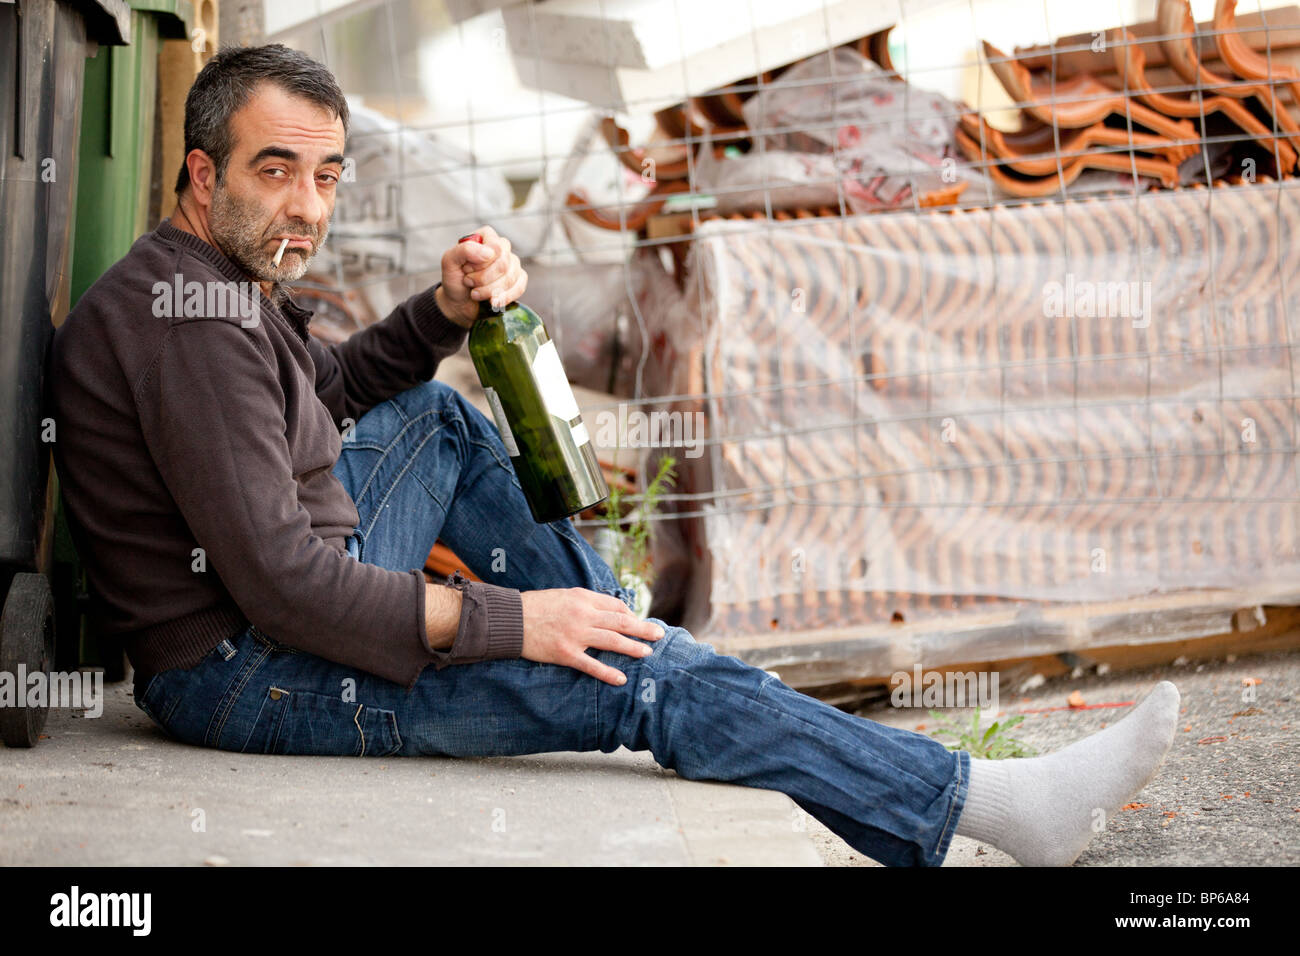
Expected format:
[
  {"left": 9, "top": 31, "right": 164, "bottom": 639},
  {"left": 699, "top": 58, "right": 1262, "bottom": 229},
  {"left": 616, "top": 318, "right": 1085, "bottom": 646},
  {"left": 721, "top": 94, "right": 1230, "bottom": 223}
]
[{"left": 273, "top": 238, "right": 290, "bottom": 267}]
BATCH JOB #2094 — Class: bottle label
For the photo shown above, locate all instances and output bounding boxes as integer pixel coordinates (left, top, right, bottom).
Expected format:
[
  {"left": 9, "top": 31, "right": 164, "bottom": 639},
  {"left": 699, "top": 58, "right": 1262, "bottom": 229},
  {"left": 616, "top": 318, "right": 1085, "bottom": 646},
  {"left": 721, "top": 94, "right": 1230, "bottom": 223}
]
[
  {"left": 571, "top": 420, "right": 590, "bottom": 447},
  {"left": 531, "top": 340, "right": 581, "bottom": 422},
  {"left": 483, "top": 386, "right": 520, "bottom": 457}
]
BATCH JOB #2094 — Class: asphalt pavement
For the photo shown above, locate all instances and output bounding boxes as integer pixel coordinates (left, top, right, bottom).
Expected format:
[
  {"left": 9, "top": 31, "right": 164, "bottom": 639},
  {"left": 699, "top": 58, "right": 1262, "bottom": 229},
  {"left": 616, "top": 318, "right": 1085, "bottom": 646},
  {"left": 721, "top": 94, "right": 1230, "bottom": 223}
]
[{"left": 807, "top": 648, "right": 1300, "bottom": 866}]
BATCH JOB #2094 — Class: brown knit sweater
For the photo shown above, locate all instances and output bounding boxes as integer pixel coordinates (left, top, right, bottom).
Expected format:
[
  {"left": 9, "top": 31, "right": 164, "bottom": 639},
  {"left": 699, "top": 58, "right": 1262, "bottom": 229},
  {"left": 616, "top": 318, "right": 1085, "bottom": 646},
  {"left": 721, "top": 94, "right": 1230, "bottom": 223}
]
[{"left": 49, "top": 219, "right": 524, "bottom": 691}]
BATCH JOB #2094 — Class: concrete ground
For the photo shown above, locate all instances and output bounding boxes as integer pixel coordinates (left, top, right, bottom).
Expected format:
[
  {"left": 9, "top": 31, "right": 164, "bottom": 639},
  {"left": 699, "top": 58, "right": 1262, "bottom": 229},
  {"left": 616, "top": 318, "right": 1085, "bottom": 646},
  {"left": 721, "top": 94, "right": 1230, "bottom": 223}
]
[
  {"left": 807, "top": 648, "right": 1300, "bottom": 866},
  {"left": 4, "top": 649, "right": 1293, "bottom": 866},
  {"left": 0, "top": 674, "right": 822, "bottom": 866}
]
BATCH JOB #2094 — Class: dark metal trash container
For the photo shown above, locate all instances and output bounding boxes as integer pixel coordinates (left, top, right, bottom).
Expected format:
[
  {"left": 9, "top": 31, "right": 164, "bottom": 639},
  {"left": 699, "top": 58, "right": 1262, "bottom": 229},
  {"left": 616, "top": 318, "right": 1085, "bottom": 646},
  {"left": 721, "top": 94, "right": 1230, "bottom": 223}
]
[{"left": 0, "top": 0, "right": 130, "bottom": 747}]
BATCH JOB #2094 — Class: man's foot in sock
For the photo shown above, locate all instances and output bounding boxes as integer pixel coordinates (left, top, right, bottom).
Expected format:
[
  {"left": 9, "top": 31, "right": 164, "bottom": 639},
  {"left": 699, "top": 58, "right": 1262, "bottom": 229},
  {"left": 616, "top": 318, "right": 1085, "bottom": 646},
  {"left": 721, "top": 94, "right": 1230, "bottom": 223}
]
[{"left": 953, "top": 679, "right": 1180, "bottom": 866}]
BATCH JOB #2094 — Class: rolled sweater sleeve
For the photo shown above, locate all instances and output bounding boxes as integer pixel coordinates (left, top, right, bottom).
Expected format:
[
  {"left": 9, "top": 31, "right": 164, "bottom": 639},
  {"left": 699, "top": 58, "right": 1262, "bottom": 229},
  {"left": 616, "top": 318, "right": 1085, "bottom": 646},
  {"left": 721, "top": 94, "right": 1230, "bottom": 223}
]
[
  {"left": 135, "top": 316, "right": 437, "bottom": 689},
  {"left": 308, "top": 283, "right": 469, "bottom": 428}
]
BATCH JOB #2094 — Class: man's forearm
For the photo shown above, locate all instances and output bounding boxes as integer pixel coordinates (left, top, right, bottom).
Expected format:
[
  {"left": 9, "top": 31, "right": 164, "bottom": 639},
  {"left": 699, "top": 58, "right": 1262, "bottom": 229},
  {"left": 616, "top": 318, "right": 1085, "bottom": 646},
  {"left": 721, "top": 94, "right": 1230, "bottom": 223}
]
[
  {"left": 422, "top": 573, "right": 527, "bottom": 669},
  {"left": 424, "top": 581, "right": 460, "bottom": 651}
]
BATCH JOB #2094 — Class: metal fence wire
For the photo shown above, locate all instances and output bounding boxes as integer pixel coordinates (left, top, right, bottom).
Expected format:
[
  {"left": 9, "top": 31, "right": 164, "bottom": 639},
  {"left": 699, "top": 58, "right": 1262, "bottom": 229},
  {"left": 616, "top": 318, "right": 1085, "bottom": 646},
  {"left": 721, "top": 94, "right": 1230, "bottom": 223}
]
[{"left": 279, "top": 0, "right": 1300, "bottom": 680}]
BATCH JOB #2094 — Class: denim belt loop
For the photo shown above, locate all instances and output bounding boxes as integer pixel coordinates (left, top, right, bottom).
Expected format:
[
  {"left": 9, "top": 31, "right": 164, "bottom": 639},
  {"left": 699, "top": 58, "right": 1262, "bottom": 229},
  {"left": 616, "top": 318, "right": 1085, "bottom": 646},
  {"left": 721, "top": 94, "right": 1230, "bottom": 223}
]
[{"left": 346, "top": 531, "right": 361, "bottom": 560}]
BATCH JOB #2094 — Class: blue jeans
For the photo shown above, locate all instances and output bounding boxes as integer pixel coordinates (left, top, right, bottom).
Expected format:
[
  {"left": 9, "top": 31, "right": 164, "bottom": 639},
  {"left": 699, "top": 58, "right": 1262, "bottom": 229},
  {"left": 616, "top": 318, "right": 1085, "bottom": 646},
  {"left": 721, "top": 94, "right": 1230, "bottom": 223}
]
[{"left": 133, "top": 379, "right": 970, "bottom": 866}]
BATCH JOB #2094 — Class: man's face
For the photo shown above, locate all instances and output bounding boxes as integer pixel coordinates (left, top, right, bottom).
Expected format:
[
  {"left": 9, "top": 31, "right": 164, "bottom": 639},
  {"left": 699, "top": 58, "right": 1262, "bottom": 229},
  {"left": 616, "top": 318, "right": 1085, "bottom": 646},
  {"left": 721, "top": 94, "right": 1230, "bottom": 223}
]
[{"left": 207, "top": 83, "right": 345, "bottom": 284}]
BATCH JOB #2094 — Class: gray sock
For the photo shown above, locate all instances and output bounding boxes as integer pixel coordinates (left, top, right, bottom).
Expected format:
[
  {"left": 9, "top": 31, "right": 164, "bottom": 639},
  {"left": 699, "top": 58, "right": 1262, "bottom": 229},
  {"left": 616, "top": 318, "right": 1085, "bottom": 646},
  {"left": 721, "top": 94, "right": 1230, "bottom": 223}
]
[{"left": 954, "top": 680, "right": 1180, "bottom": 866}]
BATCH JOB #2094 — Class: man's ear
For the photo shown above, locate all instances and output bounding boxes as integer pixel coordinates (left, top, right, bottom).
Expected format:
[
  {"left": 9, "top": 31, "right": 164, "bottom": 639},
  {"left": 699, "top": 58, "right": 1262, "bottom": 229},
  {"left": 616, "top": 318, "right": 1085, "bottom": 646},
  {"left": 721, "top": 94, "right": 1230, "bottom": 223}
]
[{"left": 185, "top": 149, "right": 219, "bottom": 206}]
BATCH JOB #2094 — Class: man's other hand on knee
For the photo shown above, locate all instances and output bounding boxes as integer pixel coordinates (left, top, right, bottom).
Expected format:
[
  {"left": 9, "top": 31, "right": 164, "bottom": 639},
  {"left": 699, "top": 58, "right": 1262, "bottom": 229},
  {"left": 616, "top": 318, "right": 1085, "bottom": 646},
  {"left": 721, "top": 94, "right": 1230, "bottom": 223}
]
[{"left": 520, "top": 588, "right": 666, "bottom": 686}]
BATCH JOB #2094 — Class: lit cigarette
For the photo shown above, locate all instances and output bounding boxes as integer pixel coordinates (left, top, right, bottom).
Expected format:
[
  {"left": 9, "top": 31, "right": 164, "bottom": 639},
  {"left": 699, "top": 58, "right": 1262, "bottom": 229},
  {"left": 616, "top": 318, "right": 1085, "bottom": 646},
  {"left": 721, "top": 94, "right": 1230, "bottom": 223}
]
[{"left": 273, "top": 238, "right": 290, "bottom": 267}]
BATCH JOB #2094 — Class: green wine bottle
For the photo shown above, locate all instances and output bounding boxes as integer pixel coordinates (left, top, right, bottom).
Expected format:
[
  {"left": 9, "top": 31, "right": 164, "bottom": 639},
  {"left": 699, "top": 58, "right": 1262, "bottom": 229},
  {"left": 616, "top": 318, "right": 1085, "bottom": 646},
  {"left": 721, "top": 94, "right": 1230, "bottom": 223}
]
[{"left": 466, "top": 296, "right": 609, "bottom": 524}]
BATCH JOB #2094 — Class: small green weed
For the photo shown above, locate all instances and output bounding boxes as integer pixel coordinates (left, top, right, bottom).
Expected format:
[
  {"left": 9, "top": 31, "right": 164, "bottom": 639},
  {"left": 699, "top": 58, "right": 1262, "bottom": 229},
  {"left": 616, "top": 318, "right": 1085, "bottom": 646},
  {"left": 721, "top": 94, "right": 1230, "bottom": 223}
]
[
  {"left": 602, "top": 453, "right": 677, "bottom": 586},
  {"left": 926, "top": 707, "right": 1038, "bottom": 759}
]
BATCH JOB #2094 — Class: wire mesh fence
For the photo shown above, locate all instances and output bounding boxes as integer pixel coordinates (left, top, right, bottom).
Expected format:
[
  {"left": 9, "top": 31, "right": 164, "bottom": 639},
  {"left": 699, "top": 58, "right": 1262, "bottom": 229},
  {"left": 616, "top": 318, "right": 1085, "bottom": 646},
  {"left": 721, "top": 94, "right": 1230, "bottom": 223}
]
[{"left": 272, "top": 0, "right": 1300, "bottom": 684}]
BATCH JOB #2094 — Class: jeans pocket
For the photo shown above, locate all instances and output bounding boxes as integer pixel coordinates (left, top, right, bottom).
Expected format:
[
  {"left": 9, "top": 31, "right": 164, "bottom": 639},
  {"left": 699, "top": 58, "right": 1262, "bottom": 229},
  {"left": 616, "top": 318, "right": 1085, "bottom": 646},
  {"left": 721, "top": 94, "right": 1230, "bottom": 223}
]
[
  {"left": 137, "top": 671, "right": 183, "bottom": 732},
  {"left": 240, "top": 686, "right": 403, "bottom": 757},
  {"left": 134, "top": 679, "right": 161, "bottom": 728}
]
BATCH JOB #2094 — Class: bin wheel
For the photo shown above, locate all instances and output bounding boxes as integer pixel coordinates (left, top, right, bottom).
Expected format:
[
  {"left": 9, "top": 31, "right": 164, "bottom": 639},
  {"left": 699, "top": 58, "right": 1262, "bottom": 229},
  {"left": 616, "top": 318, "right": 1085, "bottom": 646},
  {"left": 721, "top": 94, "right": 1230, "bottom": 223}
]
[{"left": 0, "top": 573, "right": 55, "bottom": 748}]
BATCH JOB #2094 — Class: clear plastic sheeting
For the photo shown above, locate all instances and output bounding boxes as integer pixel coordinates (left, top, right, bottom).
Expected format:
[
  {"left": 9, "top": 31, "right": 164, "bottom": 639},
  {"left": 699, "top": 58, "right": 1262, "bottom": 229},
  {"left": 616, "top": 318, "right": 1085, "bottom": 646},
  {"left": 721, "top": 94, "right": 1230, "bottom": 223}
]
[
  {"left": 693, "top": 47, "right": 979, "bottom": 214},
  {"left": 680, "top": 182, "right": 1300, "bottom": 656}
]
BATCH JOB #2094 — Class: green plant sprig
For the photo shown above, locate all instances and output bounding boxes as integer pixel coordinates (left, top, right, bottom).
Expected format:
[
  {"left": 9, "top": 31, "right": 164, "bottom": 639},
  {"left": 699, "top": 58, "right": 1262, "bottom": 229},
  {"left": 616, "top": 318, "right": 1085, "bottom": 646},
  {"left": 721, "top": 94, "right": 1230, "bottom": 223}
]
[
  {"left": 926, "top": 707, "right": 1038, "bottom": 759},
  {"left": 602, "top": 453, "right": 677, "bottom": 586}
]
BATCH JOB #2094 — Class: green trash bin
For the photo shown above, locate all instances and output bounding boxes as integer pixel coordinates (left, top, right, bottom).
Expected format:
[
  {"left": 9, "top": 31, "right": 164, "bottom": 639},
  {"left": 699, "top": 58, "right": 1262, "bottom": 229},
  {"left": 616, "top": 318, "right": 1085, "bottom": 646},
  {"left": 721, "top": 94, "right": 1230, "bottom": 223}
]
[
  {"left": 70, "top": 0, "right": 195, "bottom": 306},
  {"left": 61, "top": 0, "right": 194, "bottom": 681}
]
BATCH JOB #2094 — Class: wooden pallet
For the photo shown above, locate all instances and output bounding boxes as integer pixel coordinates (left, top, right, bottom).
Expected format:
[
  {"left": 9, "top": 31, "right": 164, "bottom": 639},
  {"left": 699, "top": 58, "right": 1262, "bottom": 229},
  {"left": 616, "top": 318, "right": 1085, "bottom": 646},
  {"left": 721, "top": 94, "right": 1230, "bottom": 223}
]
[{"left": 720, "top": 584, "right": 1300, "bottom": 694}]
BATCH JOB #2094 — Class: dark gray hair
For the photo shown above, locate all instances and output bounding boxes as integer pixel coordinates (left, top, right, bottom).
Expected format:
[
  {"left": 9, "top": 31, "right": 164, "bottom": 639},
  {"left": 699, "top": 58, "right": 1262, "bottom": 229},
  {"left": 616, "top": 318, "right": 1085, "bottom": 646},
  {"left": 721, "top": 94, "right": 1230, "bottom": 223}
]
[{"left": 175, "top": 43, "right": 350, "bottom": 195}]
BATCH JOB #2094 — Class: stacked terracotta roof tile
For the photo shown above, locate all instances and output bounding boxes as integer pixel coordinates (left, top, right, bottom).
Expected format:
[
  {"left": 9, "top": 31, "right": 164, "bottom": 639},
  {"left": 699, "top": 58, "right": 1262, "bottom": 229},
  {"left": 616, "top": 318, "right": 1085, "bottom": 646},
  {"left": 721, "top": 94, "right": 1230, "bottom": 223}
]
[
  {"left": 666, "top": 181, "right": 1300, "bottom": 686},
  {"left": 964, "top": 0, "right": 1300, "bottom": 197}
]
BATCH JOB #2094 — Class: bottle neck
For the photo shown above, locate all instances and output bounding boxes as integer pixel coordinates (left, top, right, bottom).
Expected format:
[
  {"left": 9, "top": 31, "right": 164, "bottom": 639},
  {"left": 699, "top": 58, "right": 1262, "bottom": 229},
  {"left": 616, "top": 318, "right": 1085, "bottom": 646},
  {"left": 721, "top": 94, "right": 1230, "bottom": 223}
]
[{"left": 478, "top": 299, "right": 516, "bottom": 319}]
